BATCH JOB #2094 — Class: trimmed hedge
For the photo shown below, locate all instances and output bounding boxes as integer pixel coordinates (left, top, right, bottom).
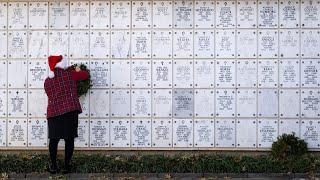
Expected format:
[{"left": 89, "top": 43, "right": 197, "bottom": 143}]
[{"left": 0, "top": 153, "right": 320, "bottom": 174}]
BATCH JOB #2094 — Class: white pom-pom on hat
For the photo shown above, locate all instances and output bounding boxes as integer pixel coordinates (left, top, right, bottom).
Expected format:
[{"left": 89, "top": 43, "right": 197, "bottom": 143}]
[{"left": 48, "top": 70, "right": 55, "bottom": 78}]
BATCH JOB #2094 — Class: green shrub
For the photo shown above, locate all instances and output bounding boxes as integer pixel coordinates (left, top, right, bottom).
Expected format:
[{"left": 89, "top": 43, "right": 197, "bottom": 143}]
[
  {"left": 271, "top": 133, "right": 308, "bottom": 161},
  {"left": 0, "top": 153, "right": 318, "bottom": 174}
]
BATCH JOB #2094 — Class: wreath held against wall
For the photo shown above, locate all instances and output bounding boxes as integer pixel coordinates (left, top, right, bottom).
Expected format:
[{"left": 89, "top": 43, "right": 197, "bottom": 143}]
[{"left": 69, "top": 64, "right": 92, "bottom": 97}]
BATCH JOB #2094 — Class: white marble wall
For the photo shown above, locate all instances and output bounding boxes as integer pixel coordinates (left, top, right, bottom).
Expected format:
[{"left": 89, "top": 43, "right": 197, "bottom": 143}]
[{"left": 0, "top": 0, "right": 319, "bottom": 150}]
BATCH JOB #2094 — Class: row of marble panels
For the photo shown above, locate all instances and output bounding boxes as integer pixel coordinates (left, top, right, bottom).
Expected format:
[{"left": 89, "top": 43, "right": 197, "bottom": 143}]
[
  {"left": 0, "top": 0, "right": 320, "bottom": 30},
  {"left": 0, "top": 118, "right": 319, "bottom": 149},
  {"left": 0, "top": 88, "right": 319, "bottom": 118},
  {"left": 1, "top": 59, "right": 319, "bottom": 89},
  {"left": 0, "top": 29, "right": 320, "bottom": 59}
]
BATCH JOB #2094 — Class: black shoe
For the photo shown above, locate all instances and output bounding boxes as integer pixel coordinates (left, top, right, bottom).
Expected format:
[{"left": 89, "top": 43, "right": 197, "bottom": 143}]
[
  {"left": 62, "top": 164, "right": 71, "bottom": 174},
  {"left": 47, "top": 163, "right": 59, "bottom": 174}
]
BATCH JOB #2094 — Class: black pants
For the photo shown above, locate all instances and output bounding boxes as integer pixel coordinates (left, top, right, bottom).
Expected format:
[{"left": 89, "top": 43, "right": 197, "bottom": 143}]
[{"left": 49, "top": 138, "right": 74, "bottom": 167}]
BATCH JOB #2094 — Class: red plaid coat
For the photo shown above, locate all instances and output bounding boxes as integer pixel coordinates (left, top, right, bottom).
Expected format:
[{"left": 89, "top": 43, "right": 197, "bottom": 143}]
[{"left": 44, "top": 68, "right": 88, "bottom": 118}]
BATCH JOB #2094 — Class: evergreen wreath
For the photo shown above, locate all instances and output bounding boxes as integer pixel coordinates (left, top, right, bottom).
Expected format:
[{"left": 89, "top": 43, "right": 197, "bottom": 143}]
[{"left": 69, "top": 64, "right": 92, "bottom": 97}]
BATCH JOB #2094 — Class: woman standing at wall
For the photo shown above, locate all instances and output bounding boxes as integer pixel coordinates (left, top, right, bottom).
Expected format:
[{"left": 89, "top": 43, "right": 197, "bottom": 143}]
[{"left": 44, "top": 55, "right": 89, "bottom": 174}]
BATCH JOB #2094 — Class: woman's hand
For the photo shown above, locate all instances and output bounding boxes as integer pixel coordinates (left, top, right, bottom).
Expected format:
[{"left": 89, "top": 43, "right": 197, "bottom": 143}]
[{"left": 75, "top": 66, "right": 81, "bottom": 72}]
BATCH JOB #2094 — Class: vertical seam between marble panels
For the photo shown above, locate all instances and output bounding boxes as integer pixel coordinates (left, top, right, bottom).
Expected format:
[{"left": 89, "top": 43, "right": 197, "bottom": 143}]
[
  {"left": 213, "top": 0, "right": 216, "bottom": 146},
  {"left": 234, "top": 0, "right": 238, "bottom": 149},
  {"left": 150, "top": 1, "right": 153, "bottom": 148},
  {"left": 277, "top": 0, "right": 280, "bottom": 138},
  {"left": 298, "top": 0, "right": 302, "bottom": 138},
  {"left": 5, "top": 0, "right": 8, "bottom": 137},
  {"left": 213, "top": 1, "right": 216, "bottom": 149},
  {"left": 170, "top": 0, "right": 173, "bottom": 142},
  {"left": 129, "top": 0, "right": 133, "bottom": 148},
  {"left": 191, "top": 0, "right": 195, "bottom": 148},
  {"left": 255, "top": 0, "right": 259, "bottom": 149},
  {"left": 87, "top": 0, "right": 92, "bottom": 146}
]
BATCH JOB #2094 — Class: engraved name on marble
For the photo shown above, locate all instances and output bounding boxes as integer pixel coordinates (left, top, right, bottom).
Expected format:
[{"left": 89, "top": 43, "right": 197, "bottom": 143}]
[
  {"left": 110, "top": 119, "right": 130, "bottom": 147},
  {"left": 173, "top": 119, "right": 193, "bottom": 147},
  {"left": 90, "top": 120, "right": 109, "bottom": 147},
  {"left": 131, "top": 119, "right": 151, "bottom": 147},
  {"left": 28, "top": 119, "right": 47, "bottom": 147},
  {"left": 215, "top": 119, "right": 235, "bottom": 147},
  {"left": 195, "top": 1, "right": 214, "bottom": 28},
  {"left": 8, "top": 119, "right": 27, "bottom": 147},
  {"left": 301, "top": 120, "right": 320, "bottom": 148},
  {"left": 152, "top": 119, "right": 172, "bottom": 147},
  {"left": 173, "top": 89, "right": 194, "bottom": 118}
]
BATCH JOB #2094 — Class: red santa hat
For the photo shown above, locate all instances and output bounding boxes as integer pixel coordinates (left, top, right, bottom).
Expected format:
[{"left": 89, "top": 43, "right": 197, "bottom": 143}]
[{"left": 48, "top": 55, "right": 63, "bottom": 78}]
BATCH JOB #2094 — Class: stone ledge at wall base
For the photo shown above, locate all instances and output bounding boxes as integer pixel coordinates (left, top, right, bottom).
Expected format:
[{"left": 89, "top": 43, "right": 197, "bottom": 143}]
[
  {"left": 3, "top": 173, "right": 319, "bottom": 179},
  {"left": 2, "top": 147, "right": 320, "bottom": 152},
  {"left": 0, "top": 149, "right": 273, "bottom": 156}
]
